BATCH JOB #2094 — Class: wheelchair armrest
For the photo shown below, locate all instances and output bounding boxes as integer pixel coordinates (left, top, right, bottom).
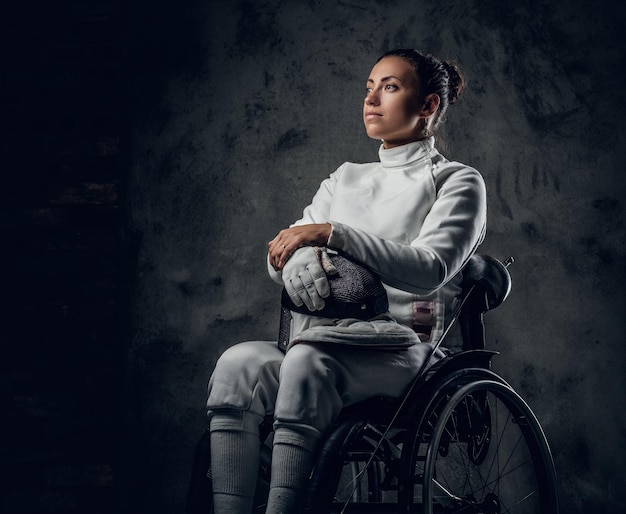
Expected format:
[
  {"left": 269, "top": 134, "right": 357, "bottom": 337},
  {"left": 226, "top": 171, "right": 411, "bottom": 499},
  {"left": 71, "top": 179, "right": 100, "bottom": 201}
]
[
  {"left": 461, "top": 255, "right": 512, "bottom": 312},
  {"left": 460, "top": 255, "right": 512, "bottom": 350}
]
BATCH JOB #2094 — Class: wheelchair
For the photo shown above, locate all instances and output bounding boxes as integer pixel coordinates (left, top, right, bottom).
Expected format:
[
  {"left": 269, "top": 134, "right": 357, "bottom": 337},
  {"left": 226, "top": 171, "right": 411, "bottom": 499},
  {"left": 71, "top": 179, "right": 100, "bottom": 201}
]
[{"left": 187, "top": 255, "right": 559, "bottom": 514}]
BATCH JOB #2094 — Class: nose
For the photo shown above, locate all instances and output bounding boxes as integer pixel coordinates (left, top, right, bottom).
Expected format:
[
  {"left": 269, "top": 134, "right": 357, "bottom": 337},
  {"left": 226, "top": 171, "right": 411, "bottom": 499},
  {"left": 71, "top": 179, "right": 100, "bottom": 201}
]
[{"left": 365, "top": 90, "right": 379, "bottom": 105}]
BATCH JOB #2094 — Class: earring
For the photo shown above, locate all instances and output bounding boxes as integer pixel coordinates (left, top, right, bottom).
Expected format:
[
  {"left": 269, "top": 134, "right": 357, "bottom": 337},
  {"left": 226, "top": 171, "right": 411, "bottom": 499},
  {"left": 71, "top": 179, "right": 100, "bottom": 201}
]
[{"left": 422, "top": 117, "right": 431, "bottom": 137}]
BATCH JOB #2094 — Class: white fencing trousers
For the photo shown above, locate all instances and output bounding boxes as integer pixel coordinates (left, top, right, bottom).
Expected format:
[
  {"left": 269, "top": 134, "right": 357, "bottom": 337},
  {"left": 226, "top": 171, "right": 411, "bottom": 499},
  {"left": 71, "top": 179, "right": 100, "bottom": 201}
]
[{"left": 207, "top": 340, "right": 443, "bottom": 434}]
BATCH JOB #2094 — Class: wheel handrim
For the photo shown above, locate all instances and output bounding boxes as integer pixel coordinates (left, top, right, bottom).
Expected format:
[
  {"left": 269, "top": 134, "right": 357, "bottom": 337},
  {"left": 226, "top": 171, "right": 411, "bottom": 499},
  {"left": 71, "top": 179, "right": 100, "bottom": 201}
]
[{"left": 421, "top": 380, "right": 558, "bottom": 514}]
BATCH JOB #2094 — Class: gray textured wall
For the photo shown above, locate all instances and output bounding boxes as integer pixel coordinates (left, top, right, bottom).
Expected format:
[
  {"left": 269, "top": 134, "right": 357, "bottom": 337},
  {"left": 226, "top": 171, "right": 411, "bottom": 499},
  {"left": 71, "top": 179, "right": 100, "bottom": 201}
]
[{"left": 126, "top": 1, "right": 626, "bottom": 512}]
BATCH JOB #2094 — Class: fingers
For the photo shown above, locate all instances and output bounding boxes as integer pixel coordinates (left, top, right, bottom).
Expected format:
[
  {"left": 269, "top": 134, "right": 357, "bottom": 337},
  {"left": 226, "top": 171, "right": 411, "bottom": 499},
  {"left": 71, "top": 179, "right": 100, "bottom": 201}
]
[
  {"left": 284, "top": 265, "right": 329, "bottom": 311},
  {"left": 284, "top": 279, "right": 304, "bottom": 307},
  {"left": 285, "top": 276, "right": 319, "bottom": 311},
  {"left": 268, "top": 233, "right": 294, "bottom": 271},
  {"left": 307, "top": 260, "right": 330, "bottom": 299},
  {"left": 269, "top": 243, "right": 291, "bottom": 271},
  {"left": 268, "top": 224, "right": 332, "bottom": 271}
]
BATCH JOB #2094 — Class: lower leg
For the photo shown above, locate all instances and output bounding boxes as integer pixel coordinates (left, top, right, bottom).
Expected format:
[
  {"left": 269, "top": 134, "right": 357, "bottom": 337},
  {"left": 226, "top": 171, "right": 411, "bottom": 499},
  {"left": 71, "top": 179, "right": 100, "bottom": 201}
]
[
  {"left": 210, "top": 410, "right": 264, "bottom": 514},
  {"left": 265, "top": 424, "right": 323, "bottom": 514}
]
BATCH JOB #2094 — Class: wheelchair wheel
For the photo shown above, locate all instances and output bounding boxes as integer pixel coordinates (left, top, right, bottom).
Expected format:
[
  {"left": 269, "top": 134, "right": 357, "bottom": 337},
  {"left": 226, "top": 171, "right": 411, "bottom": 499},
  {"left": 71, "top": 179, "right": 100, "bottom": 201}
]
[
  {"left": 415, "top": 379, "right": 558, "bottom": 514},
  {"left": 304, "top": 418, "right": 394, "bottom": 513}
]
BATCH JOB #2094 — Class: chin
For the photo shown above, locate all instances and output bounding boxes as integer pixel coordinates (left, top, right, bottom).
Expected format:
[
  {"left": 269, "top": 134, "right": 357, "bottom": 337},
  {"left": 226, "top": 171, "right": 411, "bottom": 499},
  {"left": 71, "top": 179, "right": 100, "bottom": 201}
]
[{"left": 365, "top": 129, "right": 382, "bottom": 140}]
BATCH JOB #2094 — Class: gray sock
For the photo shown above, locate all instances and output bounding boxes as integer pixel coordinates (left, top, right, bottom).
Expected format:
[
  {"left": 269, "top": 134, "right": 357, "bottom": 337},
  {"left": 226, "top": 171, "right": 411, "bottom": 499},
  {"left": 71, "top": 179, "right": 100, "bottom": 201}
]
[
  {"left": 210, "top": 410, "right": 263, "bottom": 514},
  {"left": 265, "top": 425, "right": 322, "bottom": 514}
]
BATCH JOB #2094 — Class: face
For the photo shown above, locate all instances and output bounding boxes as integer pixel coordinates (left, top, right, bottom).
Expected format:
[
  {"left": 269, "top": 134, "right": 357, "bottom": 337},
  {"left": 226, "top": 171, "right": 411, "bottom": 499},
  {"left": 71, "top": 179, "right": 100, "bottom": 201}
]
[{"left": 363, "top": 56, "right": 424, "bottom": 148}]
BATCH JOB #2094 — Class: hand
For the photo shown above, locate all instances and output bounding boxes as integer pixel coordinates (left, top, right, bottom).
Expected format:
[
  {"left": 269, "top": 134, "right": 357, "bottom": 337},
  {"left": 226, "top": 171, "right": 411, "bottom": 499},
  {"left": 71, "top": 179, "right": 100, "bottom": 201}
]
[
  {"left": 281, "top": 246, "right": 330, "bottom": 311},
  {"left": 268, "top": 223, "right": 332, "bottom": 271}
]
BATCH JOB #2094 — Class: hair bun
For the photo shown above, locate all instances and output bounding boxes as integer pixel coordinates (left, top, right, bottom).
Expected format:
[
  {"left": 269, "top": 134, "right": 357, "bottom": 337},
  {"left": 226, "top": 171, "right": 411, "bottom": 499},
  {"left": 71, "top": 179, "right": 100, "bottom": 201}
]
[{"left": 442, "top": 60, "right": 465, "bottom": 105}]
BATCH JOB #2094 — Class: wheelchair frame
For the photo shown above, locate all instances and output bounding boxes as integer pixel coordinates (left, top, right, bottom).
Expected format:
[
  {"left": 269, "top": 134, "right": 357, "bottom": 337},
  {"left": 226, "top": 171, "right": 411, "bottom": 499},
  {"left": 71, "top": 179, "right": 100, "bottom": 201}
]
[
  {"left": 187, "top": 255, "right": 559, "bottom": 514},
  {"left": 297, "top": 255, "right": 559, "bottom": 513}
]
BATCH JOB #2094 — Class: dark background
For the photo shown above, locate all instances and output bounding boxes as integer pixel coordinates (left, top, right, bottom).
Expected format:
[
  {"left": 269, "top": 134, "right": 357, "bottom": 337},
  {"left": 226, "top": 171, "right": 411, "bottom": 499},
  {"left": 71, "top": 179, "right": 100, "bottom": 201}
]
[{"left": 2, "top": 1, "right": 625, "bottom": 513}]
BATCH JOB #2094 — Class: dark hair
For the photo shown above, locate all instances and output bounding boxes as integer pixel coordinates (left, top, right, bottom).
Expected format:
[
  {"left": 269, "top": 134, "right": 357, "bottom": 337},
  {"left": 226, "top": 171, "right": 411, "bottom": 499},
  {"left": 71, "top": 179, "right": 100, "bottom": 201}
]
[{"left": 377, "top": 49, "right": 465, "bottom": 133}]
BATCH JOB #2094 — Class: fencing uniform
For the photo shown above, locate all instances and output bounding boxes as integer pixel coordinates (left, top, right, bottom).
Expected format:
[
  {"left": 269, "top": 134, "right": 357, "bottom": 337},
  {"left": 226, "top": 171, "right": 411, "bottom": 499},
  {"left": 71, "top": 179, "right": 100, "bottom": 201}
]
[
  {"left": 206, "top": 137, "right": 486, "bottom": 513},
  {"left": 207, "top": 136, "right": 487, "bottom": 432}
]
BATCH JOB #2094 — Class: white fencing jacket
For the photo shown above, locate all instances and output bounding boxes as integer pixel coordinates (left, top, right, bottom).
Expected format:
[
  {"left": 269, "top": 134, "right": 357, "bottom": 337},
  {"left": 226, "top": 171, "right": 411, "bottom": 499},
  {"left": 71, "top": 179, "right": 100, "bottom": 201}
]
[{"left": 269, "top": 137, "right": 487, "bottom": 347}]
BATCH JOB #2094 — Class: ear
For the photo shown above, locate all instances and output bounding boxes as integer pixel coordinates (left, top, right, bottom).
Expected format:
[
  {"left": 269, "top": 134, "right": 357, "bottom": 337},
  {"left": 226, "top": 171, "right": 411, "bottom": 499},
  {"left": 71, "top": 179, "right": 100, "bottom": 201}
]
[{"left": 419, "top": 93, "right": 440, "bottom": 117}]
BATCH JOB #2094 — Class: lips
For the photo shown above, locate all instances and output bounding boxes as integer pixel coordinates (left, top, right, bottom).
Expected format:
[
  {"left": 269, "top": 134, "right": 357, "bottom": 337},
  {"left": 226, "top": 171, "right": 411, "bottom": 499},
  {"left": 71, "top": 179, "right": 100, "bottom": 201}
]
[{"left": 365, "top": 111, "right": 382, "bottom": 118}]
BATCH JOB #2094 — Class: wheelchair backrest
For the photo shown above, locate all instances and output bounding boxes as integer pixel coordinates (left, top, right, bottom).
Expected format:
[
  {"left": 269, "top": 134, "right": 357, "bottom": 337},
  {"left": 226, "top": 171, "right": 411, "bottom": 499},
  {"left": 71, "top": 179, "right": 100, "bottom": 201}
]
[{"left": 459, "top": 255, "right": 512, "bottom": 350}]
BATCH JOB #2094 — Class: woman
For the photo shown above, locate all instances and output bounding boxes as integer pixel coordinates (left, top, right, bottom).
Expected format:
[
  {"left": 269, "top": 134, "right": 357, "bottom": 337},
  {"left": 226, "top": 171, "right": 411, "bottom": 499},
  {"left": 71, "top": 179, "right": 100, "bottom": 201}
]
[{"left": 206, "top": 48, "right": 486, "bottom": 514}]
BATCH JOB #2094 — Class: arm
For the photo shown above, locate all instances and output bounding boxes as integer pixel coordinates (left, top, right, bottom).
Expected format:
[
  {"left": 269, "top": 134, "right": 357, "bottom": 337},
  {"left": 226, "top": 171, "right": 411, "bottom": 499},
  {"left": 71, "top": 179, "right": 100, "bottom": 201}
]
[{"left": 327, "top": 166, "right": 486, "bottom": 295}]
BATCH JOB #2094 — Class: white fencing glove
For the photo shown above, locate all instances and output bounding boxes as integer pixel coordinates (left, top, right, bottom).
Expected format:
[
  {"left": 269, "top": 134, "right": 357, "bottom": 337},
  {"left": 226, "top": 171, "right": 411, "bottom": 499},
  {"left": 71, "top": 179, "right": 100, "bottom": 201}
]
[{"left": 282, "top": 246, "right": 331, "bottom": 311}]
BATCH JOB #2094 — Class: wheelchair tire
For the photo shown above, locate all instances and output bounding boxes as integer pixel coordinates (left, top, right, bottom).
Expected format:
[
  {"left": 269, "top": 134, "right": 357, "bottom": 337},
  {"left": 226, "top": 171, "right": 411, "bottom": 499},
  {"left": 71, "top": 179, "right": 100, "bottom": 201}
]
[
  {"left": 413, "top": 379, "right": 559, "bottom": 514},
  {"left": 303, "top": 418, "right": 389, "bottom": 513}
]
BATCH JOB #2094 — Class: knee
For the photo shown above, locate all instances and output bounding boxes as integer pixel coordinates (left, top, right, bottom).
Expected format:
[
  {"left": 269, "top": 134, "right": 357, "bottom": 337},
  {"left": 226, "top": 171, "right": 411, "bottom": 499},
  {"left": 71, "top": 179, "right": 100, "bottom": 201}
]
[
  {"left": 280, "top": 344, "right": 335, "bottom": 385},
  {"left": 207, "top": 341, "right": 282, "bottom": 416},
  {"left": 275, "top": 344, "right": 343, "bottom": 432},
  {"left": 211, "top": 341, "right": 277, "bottom": 384},
  {"left": 213, "top": 341, "right": 258, "bottom": 374}
]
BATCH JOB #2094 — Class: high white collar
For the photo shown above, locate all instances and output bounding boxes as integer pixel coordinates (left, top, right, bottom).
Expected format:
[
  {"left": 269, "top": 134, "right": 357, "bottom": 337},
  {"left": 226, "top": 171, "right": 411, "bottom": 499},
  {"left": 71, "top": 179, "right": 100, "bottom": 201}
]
[{"left": 378, "top": 137, "right": 435, "bottom": 169}]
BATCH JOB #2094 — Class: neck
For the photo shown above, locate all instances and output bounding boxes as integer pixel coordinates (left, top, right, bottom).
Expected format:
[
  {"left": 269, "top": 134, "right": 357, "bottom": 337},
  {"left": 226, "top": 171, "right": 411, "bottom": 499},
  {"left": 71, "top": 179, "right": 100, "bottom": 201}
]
[{"left": 382, "top": 135, "right": 429, "bottom": 149}]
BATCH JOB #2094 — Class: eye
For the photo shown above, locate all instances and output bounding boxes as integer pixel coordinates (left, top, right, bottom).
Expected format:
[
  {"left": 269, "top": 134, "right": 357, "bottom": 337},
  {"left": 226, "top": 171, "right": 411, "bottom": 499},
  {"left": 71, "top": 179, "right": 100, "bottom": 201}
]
[
  {"left": 384, "top": 84, "right": 398, "bottom": 91},
  {"left": 365, "top": 86, "right": 373, "bottom": 94}
]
